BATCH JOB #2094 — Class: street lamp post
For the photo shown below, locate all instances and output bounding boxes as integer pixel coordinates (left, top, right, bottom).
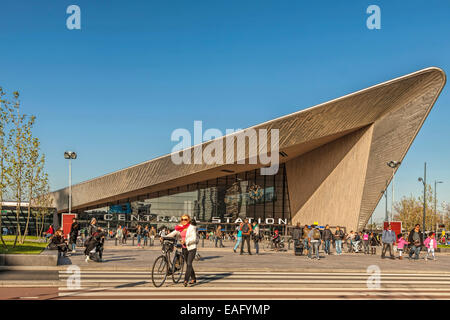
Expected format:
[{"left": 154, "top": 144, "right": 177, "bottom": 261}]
[
  {"left": 435, "top": 180, "right": 443, "bottom": 231},
  {"left": 383, "top": 180, "right": 388, "bottom": 223},
  {"left": 418, "top": 162, "right": 427, "bottom": 232},
  {"left": 64, "top": 151, "right": 77, "bottom": 214},
  {"left": 387, "top": 161, "right": 401, "bottom": 222}
]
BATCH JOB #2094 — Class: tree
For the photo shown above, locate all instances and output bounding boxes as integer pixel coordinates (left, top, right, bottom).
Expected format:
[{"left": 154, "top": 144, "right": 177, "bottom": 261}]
[
  {"left": 0, "top": 87, "right": 12, "bottom": 249},
  {"left": 7, "top": 91, "right": 35, "bottom": 247},
  {"left": 32, "top": 173, "right": 52, "bottom": 238},
  {"left": 393, "top": 184, "right": 441, "bottom": 232},
  {"left": 22, "top": 137, "right": 45, "bottom": 244}
]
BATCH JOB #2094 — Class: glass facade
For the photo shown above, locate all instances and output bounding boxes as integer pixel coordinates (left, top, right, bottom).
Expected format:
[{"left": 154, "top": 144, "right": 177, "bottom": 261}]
[
  {"left": 76, "top": 164, "right": 290, "bottom": 233},
  {"left": 1, "top": 205, "right": 54, "bottom": 236}
]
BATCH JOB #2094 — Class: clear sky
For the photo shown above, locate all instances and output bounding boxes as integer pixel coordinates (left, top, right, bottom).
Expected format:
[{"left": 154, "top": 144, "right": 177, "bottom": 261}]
[{"left": 0, "top": 0, "right": 449, "bottom": 222}]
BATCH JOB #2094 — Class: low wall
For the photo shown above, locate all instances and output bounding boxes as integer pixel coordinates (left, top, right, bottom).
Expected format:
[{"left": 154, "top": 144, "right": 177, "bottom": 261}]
[{"left": 0, "top": 249, "right": 58, "bottom": 266}]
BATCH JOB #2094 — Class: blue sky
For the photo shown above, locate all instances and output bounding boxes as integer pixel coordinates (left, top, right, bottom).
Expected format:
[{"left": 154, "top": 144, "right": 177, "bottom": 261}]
[{"left": 0, "top": 0, "right": 449, "bottom": 222}]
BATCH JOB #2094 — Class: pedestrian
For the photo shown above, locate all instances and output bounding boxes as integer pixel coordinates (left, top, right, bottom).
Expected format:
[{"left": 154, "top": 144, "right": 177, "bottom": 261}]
[
  {"left": 322, "top": 224, "right": 333, "bottom": 255},
  {"left": 346, "top": 231, "right": 355, "bottom": 253},
  {"left": 369, "top": 232, "right": 379, "bottom": 255},
  {"left": 272, "top": 229, "right": 281, "bottom": 252},
  {"left": 240, "top": 219, "right": 252, "bottom": 255},
  {"left": 308, "top": 224, "right": 322, "bottom": 260},
  {"left": 215, "top": 226, "right": 225, "bottom": 248},
  {"left": 88, "top": 218, "right": 98, "bottom": 237},
  {"left": 424, "top": 232, "right": 437, "bottom": 261},
  {"left": 116, "top": 225, "right": 123, "bottom": 245},
  {"left": 408, "top": 224, "right": 424, "bottom": 260},
  {"left": 150, "top": 226, "right": 156, "bottom": 246},
  {"left": 334, "top": 226, "right": 344, "bottom": 255},
  {"left": 136, "top": 225, "right": 142, "bottom": 247},
  {"left": 396, "top": 233, "right": 409, "bottom": 260},
  {"left": 362, "top": 230, "right": 370, "bottom": 254},
  {"left": 143, "top": 225, "right": 149, "bottom": 246},
  {"left": 122, "top": 226, "right": 128, "bottom": 244},
  {"left": 233, "top": 223, "right": 243, "bottom": 253},
  {"left": 165, "top": 214, "right": 198, "bottom": 287},
  {"left": 252, "top": 221, "right": 261, "bottom": 254},
  {"left": 381, "top": 223, "right": 396, "bottom": 259},
  {"left": 69, "top": 218, "right": 80, "bottom": 253},
  {"left": 292, "top": 223, "right": 303, "bottom": 256},
  {"left": 303, "top": 225, "right": 310, "bottom": 255}
]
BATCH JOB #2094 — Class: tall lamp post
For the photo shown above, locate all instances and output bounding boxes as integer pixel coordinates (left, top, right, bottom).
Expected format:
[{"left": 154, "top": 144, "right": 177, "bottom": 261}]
[
  {"left": 435, "top": 180, "right": 443, "bottom": 231},
  {"left": 383, "top": 180, "right": 389, "bottom": 223},
  {"left": 387, "top": 161, "right": 401, "bottom": 222},
  {"left": 64, "top": 151, "right": 77, "bottom": 214},
  {"left": 418, "top": 162, "right": 427, "bottom": 232}
]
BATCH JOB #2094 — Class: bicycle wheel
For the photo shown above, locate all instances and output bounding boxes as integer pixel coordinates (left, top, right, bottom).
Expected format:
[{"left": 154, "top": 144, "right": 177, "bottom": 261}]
[
  {"left": 152, "top": 255, "right": 168, "bottom": 287},
  {"left": 171, "top": 252, "right": 185, "bottom": 284}
]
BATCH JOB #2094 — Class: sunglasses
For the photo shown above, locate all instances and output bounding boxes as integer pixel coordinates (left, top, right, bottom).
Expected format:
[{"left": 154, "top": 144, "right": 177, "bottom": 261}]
[{"left": 181, "top": 218, "right": 189, "bottom": 221}]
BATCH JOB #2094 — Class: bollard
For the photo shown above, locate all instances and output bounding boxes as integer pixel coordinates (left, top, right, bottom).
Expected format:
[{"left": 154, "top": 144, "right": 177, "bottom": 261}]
[
  {"left": 202, "top": 237, "right": 205, "bottom": 248},
  {"left": 288, "top": 239, "right": 291, "bottom": 250},
  {"left": 132, "top": 235, "right": 135, "bottom": 246},
  {"left": 115, "top": 238, "right": 117, "bottom": 246}
]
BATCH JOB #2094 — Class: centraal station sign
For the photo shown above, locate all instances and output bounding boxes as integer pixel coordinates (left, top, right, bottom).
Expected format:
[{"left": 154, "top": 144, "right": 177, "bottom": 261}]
[{"left": 102, "top": 214, "right": 288, "bottom": 225}]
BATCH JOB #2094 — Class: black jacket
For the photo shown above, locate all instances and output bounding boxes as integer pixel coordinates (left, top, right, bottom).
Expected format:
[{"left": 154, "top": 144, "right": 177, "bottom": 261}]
[
  {"left": 408, "top": 229, "right": 424, "bottom": 246},
  {"left": 322, "top": 229, "right": 333, "bottom": 241},
  {"left": 70, "top": 222, "right": 80, "bottom": 237},
  {"left": 334, "top": 230, "right": 344, "bottom": 240},
  {"left": 292, "top": 227, "right": 303, "bottom": 240}
]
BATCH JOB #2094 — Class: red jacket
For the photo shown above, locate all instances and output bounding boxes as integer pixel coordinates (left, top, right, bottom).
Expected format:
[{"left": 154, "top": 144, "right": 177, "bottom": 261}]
[{"left": 46, "top": 226, "right": 54, "bottom": 234}]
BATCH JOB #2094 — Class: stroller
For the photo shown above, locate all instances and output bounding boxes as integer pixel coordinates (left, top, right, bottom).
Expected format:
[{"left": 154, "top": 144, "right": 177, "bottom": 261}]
[{"left": 84, "top": 230, "right": 105, "bottom": 262}]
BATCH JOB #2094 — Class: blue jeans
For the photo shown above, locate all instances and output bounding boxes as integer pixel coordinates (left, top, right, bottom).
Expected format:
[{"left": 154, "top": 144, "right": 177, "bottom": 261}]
[
  {"left": 254, "top": 240, "right": 259, "bottom": 254},
  {"left": 324, "top": 240, "right": 331, "bottom": 254},
  {"left": 335, "top": 239, "right": 342, "bottom": 254},
  {"left": 234, "top": 237, "right": 242, "bottom": 251},
  {"left": 137, "top": 235, "right": 141, "bottom": 245},
  {"left": 409, "top": 245, "right": 421, "bottom": 259},
  {"left": 303, "top": 239, "right": 309, "bottom": 252},
  {"left": 308, "top": 241, "right": 320, "bottom": 259}
]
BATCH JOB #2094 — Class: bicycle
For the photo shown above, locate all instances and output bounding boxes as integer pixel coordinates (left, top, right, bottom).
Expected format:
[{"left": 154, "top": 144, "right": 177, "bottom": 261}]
[{"left": 151, "top": 237, "right": 185, "bottom": 287}]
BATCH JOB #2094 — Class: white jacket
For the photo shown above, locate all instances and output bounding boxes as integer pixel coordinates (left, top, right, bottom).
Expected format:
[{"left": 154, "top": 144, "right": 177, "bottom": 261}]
[{"left": 166, "top": 225, "right": 197, "bottom": 251}]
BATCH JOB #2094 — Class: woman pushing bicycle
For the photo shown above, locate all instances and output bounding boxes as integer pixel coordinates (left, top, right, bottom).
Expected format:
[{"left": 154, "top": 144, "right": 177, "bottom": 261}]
[{"left": 163, "top": 214, "right": 198, "bottom": 287}]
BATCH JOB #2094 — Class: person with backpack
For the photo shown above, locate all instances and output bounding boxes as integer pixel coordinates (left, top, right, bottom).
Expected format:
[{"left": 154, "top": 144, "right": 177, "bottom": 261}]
[
  {"left": 252, "top": 221, "right": 261, "bottom": 255},
  {"left": 240, "top": 218, "right": 252, "bottom": 255},
  {"left": 308, "top": 225, "right": 322, "bottom": 260},
  {"left": 143, "top": 225, "right": 149, "bottom": 247},
  {"left": 322, "top": 224, "right": 333, "bottom": 255},
  {"left": 334, "top": 226, "right": 344, "bottom": 255}
]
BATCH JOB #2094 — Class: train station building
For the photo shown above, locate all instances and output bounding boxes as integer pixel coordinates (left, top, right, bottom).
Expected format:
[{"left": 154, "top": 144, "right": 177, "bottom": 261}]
[{"left": 49, "top": 67, "right": 446, "bottom": 233}]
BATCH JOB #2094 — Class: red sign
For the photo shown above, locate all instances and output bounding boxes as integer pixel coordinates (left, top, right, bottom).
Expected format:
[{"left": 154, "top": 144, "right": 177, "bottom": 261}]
[
  {"left": 383, "top": 221, "right": 402, "bottom": 242},
  {"left": 62, "top": 213, "right": 77, "bottom": 239}
]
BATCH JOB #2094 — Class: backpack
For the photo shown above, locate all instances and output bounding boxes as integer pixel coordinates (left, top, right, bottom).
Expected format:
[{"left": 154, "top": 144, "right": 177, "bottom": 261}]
[
  {"left": 313, "top": 229, "right": 321, "bottom": 240},
  {"left": 242, "top": 224, "right": 250, "bottom": 234}
]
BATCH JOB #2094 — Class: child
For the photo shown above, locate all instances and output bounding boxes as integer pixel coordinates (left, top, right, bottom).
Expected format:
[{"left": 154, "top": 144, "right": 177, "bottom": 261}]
[
  {"left": 424, "top": 232, "right": 438, "bottom": 261},
  {"left": 396, "top": 233, "right": 409, "bottom": 260}
]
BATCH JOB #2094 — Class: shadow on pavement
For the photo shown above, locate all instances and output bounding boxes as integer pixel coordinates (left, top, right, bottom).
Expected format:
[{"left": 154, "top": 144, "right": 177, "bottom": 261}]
[
  {"left": 198, "top": 255, "right": 222, "bottom": 261},
  {"left": 196, "top": 272, "right": 233, "bottom": 285}
]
